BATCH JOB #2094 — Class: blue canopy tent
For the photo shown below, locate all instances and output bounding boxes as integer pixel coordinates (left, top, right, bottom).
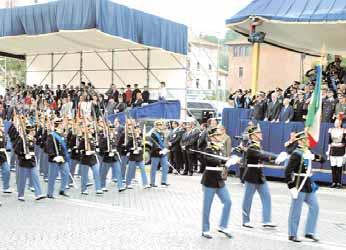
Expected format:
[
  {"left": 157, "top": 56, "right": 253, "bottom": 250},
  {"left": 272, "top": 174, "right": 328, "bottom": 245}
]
[
  {"left": 0, "top": 0, "right": 188, "bottom": 56},
  {"left": 0, "top": 0, "right": 187, "bottom": 120},
  {"left": 226, "top": 0, "right": 346, "bottom": 56}
]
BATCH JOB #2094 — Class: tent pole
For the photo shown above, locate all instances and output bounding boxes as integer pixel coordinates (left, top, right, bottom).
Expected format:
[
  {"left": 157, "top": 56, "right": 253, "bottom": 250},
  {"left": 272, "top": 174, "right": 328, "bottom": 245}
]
[
  {"left": 146, "top": 49, "right": 150, "bottom": 88},
  {"left": 80, "top": 52, "right": 83, "bottom": 86},
  {"left": 51, "top": 53, "right": 54, "bottom": 89},
  {"left": 111, "top": 49, "right": 114, "bottom": 86},
  {"left": 251, "top": 43, "right": 260, "bottom": 96}
]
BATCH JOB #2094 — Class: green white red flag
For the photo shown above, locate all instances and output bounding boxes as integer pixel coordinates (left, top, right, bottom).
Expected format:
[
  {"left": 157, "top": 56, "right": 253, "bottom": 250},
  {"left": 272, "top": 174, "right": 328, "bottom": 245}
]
[{"left": 305, "top": 65, "right": 322, "bottom": 148}]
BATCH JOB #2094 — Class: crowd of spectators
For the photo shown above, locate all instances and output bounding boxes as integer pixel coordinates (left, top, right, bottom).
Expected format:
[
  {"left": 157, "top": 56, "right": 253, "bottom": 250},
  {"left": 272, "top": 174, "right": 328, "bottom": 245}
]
[
  {"left": 229, "top": 56, "right": 346, "bottom": 123},
  {"left": 0, "top": 81, "right": 168, "bottom": 120}
]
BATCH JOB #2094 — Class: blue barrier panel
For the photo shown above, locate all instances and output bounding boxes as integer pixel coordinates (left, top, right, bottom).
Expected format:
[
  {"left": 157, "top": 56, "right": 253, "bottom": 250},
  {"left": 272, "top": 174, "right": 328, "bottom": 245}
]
[{"left": 223, "top": 108, "right": 341, "bottom": 184}]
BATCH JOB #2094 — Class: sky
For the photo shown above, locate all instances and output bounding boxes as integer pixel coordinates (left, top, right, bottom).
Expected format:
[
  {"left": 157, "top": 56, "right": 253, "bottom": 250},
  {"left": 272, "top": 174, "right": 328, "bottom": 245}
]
[{"left": 114, "top": 0, "right": 252, "bottom": 36}]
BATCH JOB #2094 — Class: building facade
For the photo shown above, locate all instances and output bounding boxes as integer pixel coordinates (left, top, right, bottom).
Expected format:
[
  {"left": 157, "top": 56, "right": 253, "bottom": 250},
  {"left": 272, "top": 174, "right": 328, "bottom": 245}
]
[
  {"left": 226, "top": 37, "right": 317, "bottom": 93},
  {"left": 187, "top": 37, "right": 228, "bottom": 101}
]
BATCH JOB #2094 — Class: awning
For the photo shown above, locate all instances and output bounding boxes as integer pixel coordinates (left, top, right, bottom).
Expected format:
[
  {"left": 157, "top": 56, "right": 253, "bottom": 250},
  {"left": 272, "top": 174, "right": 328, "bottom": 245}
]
[
  {"left": 226, "top": 0, "right": 346, "bottom": 56},
  {"left": 0, "top": 0, "right": 188, "bottom": 56}
]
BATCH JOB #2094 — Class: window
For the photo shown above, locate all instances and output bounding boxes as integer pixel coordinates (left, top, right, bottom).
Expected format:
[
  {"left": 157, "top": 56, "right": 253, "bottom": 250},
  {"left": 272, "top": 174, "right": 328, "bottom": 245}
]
[
  {"left": 233, "top": 45, "right": 251, "bottom": 57},
  {"left": 218, "top": 80, "right": 221, "bottom": 87},
  {"left": 233, "top": 47, "right": 239, "bottom": 57},
  {"left": 239, "top": 67, "right": 244, "bottom": 79},
  {"left": 208, "top": 80, "right": 212, "bottom": 89},
  {"left": 208, "top": 64, "right": 212, "bottom": 70},
  {"left": 196, "top": 79, "right": 200, "bottom": 89},
  {"left": 197, "top": 62, "right": 200, "bottom": 71},
  {"left": 245, "top": 46, "right": 250, "bottom": 56}
]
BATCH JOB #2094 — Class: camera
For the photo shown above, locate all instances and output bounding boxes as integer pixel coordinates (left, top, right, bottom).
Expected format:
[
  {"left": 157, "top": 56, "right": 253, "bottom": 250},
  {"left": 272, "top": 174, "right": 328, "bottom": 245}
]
[{"left": 248, "top": 32, "right": 266, "bottom": 43}]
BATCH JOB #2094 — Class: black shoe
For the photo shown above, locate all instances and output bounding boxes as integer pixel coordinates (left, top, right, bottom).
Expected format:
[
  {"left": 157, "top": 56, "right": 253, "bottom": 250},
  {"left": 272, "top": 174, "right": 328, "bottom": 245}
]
[
  {"left": 305, "top": 234, "right": 319, "bottom": 242},
  {"left": 336, "top": 183, "right": 343, "bottom": 189},
  {"left": 161, "top": 183, "right": 170, "bottom": 187},
  {"left": 47, "top": 195, "right": 55, "bottom": 199},
  {"left": 86, "top": 182, "right": 93, "bottom": 187},
  {"left": 35, "top": 195, "right": 46, "bottom": 200},
  {"left": 330, "top": 183, "right": 337, "bottom": 188},
  {"left": 119, "top": 188, "right": 126, "bottom": 193},
  {"left": 182, "top": 172, "right": 188, "bottom": 176},
  {"left": 150, "top": 184, "right": 158, "bottom": 188},
  {"left": 242, "top": 223, "right": 254, "bottom": 228},
  {"left": 59, "top": 191, "right": 69, "bottom": 197},
  {"left": 201, "top": 232, "right": 213, "bottom": 239},
  {"left": 188, "top": 173, "right": 193, "bottom": 176},
  {"left": 218, "top": 228, "right": 233, "bottom": 239},
  {"left": 288, "top": 236, "right": 301, "bottom": 242}
]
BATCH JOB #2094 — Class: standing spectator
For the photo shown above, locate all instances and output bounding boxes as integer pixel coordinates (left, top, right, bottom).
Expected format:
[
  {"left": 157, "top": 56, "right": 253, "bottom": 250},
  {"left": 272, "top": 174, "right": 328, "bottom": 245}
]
[
  {"left": 56, "top": 85, "right": 62, "bottom": 101},
  {"left": 334, "top": 94, "right": 346, "bottom": 120},
  {"left": 265, "top": 92, "right": 282, "bottom": 122},
  {"left": 60, "top": 97, "right": 73, "bottom": 119},
  {"left": 252, "top": 93, "right": 267, "bottom": 121},
  {"left": 322, "top": 89, "right": 336, "bottom": 123},
  {"left": 142, "top": 86, "right": 150, "bottom": 103},
  {"left": 132, "top": 84, "right": 141, "bottom": 104},
  {"left": 230, "top": 90, "right": 244, "bottom": 108},
  {"left": 106, "top": 84, "right": 119, "bottom": 103},
  {"left": 158, "top": 81, "right": 167, "bottom": 101},
  {"left": 292, "top": 91, "right": 307, "bottom": 122},
  {"left": 217, "top": 125, "right": 232, "bottom": 157},
  {"left": 125, "top": 85, "right": 132, "bottom": 106},
  {"left": 279, "top": 98, "right": 294, "bottom": 123}
]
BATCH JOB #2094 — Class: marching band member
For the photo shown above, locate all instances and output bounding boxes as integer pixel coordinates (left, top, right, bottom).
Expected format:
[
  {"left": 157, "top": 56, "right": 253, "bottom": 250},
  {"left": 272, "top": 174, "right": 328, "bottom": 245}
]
[
  {"left": 327, "top": 119, "right": 346, "bottom": 188},
  {"left": 241, "top": 125, "right": 283, "bottom": 228},
  {"left": 118, "top": 119, "right": 129, "bottom": 183},
  {"left": 125, "top": 124, "right": 150, "bottom": 189},
  {"left": 0, "top": 119, "right": 11, "bottom": 194},
  {"left": 14, "top": 119, "right": 45, "bottom": 201},
  {"left": 200, "top": 128, "right": 232, "bottom": 239},
  {"left": 78, "top": 124, "right": 103, "bottom": 195},
  {"left": 285, "top": 131, "right": 325, "bottom": 242},
  {"left": 99, "top": 124, "right": 125, "bottom": 192},
  {"left": 46, "top": 118, "right": 70, "bottom": 198},
  {"left": 149, "top": 120, "right": 169, "bottom": 187}
]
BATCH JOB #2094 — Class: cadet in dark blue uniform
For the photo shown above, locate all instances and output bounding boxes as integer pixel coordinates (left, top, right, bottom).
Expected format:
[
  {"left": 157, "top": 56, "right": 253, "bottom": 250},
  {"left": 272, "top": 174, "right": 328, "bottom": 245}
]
[
  {"left": 14, "top": 121, "right": 45, "bottom": 201},
  {"left": 285, "top": 131, "right": 325, "bottom": 242},
  {"left": 46, "top": 118, "right": 70, "bottom": 198},
  {"left": 200, "top": 128, "right": 232, "bottom": 239}
]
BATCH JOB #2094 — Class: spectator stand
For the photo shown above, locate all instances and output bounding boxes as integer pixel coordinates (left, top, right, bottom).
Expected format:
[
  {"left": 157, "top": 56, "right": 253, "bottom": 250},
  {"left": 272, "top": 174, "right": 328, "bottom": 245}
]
[{"left": 222, "top": 108, "right": 342, "bottom": 184}]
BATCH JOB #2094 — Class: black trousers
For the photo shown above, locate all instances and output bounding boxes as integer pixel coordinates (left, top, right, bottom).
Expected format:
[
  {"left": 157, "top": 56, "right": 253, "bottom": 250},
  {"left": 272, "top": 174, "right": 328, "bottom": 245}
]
[
  {"left": 172, "top": 148, "right": 183, "bottom": 172},
  {"left": 185, "top": 152, "right": 197, "bottom": 174}
]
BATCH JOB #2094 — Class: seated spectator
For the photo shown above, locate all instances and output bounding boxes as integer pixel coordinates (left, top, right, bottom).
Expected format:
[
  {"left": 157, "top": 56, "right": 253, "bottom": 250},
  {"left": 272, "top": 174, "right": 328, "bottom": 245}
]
[
  {"left": 279, "top": 98, "right": 294, "bottom": 123},
  {"left": 142, "top": 86, "right": 150, "bottom": 103},
  {"left": 105, "top": 97, "right": 116, "bottom": 115},
  {"left": 133, "top": 92, "right": 144, "bottom": 108},
  {"left": 115, "top": 95, "right": 127, "bottom": 113},
  {"left": 106, "top": 84, "right": 119, "bottom": 103}
]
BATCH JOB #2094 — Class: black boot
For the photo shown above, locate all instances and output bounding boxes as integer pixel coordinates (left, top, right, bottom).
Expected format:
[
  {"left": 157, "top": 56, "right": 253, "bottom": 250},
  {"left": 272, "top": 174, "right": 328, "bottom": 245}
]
[
  {"left": 337, "top": 167, "right": 343, "bottom": 188},
  {"left": 330, "top": 167, "right": 337, "bottom": 188}
]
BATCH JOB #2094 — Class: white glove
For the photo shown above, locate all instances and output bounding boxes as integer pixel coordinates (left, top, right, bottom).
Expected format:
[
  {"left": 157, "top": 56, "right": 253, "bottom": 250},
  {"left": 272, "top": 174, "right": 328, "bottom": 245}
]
[
  {"left": 86, "top": 151, "right": 95, "bottom": 156},
  {"left": 53, "top": 156, "right": 64, "bottom": 163},
  {"left": 159, "top": 148, "right": 168, "bottom": 155},
  {"left": 108, "top": 152, "right": 114, "bottom": 157},
  {"left": 225, "top": 155, "right": 241, "bottom": 168},
  {"left": 25, "top": 154, "right": 32, "bottom": 160},
  {"left": 289, "top": 187, "right": 298, "bottom": 199},
  {"left": 96, "top": 148, "right": 100, "bottom": 153},
  {"left": 275, "top": 152, "right": 288, "bottom": 165},
  {"left": 126, "top": 152, "right": 130, "bottom": 157}
]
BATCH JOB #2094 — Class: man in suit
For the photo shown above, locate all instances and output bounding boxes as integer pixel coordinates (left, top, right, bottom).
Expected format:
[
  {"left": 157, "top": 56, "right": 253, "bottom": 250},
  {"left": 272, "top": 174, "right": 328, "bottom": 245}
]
[
  {"left": 265, "top": 92, "right": 282, "bottom": 122},
  {"left": 168, "top": 121, "right": 184, "bottom": 174},
  {"left": 279, "top": 98, "right": 294, "bottom": 123}
]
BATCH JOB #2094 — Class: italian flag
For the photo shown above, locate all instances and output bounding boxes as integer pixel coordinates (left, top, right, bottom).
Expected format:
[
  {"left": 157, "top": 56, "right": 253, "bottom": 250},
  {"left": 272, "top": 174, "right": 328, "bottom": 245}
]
[{"left": 305, "top": 64, "right": 322, "bottom": 148}]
